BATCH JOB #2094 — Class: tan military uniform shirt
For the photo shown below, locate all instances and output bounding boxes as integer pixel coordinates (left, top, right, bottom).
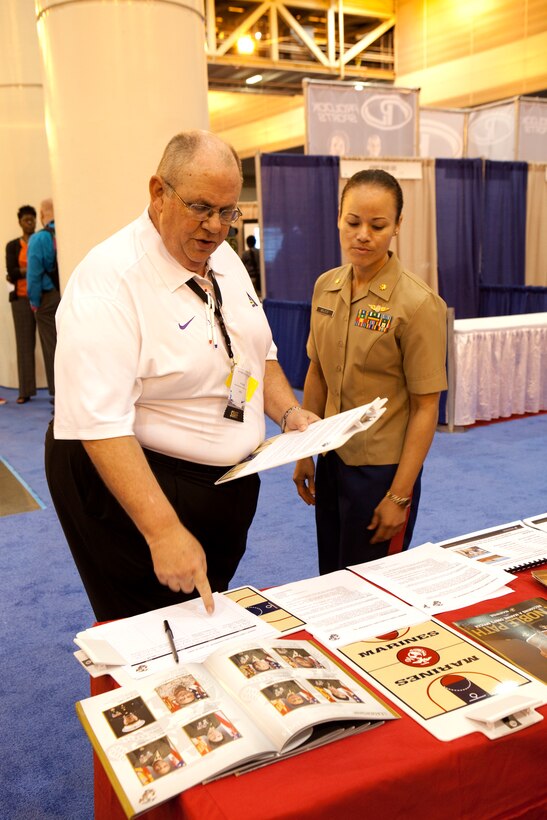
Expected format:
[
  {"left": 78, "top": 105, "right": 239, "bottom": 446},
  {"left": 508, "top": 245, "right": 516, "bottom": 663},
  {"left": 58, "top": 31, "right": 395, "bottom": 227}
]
[{"left": 307, "top": 252, "right": 447, "bottom": 466}]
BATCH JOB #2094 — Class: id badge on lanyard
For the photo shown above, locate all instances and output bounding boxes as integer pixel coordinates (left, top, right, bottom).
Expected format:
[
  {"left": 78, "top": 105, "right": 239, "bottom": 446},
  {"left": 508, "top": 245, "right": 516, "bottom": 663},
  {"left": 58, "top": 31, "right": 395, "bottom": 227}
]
[
  {"left": 224, "top": 363, "right": 251, "bottom": 423},
  {"left": 186, "top": 272, "right": 253, "bottom": 423}
]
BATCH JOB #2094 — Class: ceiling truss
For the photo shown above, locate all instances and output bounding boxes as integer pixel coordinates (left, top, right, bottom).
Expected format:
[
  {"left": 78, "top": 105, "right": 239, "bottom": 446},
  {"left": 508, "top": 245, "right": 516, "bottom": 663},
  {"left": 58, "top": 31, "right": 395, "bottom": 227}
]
[{"left": 205, "top": 0, "right": 395, "bottom": 95}]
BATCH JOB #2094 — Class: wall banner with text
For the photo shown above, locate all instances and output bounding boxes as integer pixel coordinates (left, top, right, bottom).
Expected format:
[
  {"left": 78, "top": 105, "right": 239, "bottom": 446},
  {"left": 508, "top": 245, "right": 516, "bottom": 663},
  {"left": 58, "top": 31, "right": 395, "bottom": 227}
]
[{"left": 305, "top": 81, "right": 419, "bottom": 158}]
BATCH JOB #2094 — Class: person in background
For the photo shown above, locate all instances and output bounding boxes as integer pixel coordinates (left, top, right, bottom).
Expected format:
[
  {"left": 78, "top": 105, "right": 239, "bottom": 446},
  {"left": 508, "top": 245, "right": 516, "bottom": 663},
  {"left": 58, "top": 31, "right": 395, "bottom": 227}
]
[
  {"left": 293, "top": 169, "right": 447, "bottom": 571},
  {"left": 241, "top": 234, "right": 261, "bottom": 295},
  {"left": 5, "top": 205, "right": 38, "bottom": 404},
  {"left": 26, "top": 198, "right": 60, "bottom": 401},
  {"left": 225, "top": 225, "right": 239, "bottom": 255},
  {"left": 45, "top": 130, "right": 318, "bottom": 622}
]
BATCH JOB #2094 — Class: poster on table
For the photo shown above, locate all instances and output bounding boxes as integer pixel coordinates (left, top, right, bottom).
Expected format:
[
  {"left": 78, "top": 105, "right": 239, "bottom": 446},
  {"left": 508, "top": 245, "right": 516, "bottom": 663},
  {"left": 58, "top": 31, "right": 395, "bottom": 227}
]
[
  {"left": 224, "top": 586, "right": 306, "bottom": 635},
  {"left": 335, "top": 620, "right": 546, "bottom": 741},
  {"left": 305, "top": 80, "right": 419, "bottom": 158}
]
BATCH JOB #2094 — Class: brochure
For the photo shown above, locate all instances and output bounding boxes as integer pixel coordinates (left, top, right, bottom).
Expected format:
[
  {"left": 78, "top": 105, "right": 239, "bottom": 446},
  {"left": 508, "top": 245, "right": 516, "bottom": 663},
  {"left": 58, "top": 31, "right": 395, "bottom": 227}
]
[
  {"left": 76, "top": 639, "right": 397, "bottom": 817},
  {"left": 455, "top": 597, "right": 547, "bottom": 684},
  {"left": 436, "top": 521, "right": 547, "bottom": 572}
]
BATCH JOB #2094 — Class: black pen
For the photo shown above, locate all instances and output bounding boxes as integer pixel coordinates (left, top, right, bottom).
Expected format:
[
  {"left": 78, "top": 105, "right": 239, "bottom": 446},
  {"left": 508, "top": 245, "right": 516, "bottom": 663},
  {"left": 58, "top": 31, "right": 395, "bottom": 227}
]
[{"left": 163, "top": 619, "right": 179, "bottom": 663}]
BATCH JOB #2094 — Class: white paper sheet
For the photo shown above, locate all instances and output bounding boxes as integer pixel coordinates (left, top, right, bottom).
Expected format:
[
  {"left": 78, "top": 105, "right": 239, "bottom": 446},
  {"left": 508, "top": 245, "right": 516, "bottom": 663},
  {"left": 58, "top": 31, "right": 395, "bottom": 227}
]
[
  {"left": 523, "top": 514, "right": 547, "bottom": 534},
  {"left": 265, "top": 570, "right": 424, "bottom": 648},
  {"left": 437, "top": 520, "right": 547, "bottom": 571},
  {"left": 74, "top": 594, "right": 278, "bottom": 674},
  {"left": 73, "top": 650, "right": 110, "bottom": 678},
  {"left": 349, "top": 543, "right": 514, "bottom": 614},
  {"left": 215, "top": 398, "right": 387, "bottom": 484}
]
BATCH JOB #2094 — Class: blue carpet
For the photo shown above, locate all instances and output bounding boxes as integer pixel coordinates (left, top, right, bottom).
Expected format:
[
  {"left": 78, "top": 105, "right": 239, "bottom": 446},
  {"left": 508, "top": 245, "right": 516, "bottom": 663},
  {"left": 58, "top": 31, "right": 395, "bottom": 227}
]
[{"left": 1, "top": 385, "right": 546, "bottom": 818}]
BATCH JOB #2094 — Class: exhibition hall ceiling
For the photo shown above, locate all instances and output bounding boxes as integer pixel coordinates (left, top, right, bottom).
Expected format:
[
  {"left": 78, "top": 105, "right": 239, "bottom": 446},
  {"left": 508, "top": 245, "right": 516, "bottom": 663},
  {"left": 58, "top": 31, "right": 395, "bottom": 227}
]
[
  {"left": 205, "top": 1, "right": 547, "bottom": 156},
  {"left": 205, "top": 0, "right": 395, "bottom": 95},
  {"left": 206, "top": 0, "right": 396, "bottom": 152}
]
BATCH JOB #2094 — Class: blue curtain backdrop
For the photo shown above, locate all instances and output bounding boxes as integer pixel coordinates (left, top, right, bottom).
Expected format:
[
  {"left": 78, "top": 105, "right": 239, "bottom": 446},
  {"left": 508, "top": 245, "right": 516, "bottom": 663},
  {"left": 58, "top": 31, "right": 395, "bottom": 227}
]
[
  {"left": 480, "top": 161, "right": 528, "bottom": 287},
  {"left": 479, "top": 284, "right": 547, "bottom": 316},
  {"left": 263, "top": 300, "right": 311, "bottom": 389},
  {"left": 260, "top": 154, "right": 341, "bottom": 301},
  {"left": 435, "top": 158, "right": 483, "bottom": 319}
]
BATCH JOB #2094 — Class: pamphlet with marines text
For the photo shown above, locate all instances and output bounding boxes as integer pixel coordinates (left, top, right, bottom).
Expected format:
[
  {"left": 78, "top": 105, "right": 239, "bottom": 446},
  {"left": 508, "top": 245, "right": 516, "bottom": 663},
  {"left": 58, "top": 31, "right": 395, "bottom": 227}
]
[{"left": 333, "top": 620, "right": 546, "bottom": 741}]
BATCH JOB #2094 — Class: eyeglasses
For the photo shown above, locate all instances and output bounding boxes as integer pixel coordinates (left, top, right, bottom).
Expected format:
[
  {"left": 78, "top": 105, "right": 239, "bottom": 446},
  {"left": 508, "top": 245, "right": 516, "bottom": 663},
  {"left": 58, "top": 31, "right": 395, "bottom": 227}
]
[{"left": 164, "top": 179, "right": 242, "bottom": 225}]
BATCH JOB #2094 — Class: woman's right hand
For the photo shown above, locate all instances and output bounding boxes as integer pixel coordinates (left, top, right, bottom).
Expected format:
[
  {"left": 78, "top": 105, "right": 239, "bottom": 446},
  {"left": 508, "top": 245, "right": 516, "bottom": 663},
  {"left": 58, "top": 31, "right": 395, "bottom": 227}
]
[{"left": 293, "top": 457, "right": 316, "bottom": 505}]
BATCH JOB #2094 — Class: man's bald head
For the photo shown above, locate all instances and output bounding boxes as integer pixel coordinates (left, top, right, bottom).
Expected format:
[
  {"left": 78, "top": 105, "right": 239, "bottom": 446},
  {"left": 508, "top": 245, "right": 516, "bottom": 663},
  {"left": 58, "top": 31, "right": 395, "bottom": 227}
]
[
  {"left": 40, "top": 198, "right": 54, "bottom": 225},
  {"left": 156, "top": 130, "right": 242, "bottom": 189}
]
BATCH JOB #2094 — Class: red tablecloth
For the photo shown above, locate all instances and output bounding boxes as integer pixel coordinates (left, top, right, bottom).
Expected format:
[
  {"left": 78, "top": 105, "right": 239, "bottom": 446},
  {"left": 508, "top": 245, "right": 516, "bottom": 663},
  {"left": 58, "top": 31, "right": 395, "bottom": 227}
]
[{"left": 92, "top": 572, "right": 547, "bottom": 820}]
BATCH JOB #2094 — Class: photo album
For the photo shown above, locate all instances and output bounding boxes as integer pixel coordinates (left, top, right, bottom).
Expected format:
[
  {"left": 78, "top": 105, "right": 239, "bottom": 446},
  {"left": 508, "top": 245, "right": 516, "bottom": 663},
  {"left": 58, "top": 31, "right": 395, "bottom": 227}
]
[{"left": 77, "top": 639, "right": 397, "bottom": 818}]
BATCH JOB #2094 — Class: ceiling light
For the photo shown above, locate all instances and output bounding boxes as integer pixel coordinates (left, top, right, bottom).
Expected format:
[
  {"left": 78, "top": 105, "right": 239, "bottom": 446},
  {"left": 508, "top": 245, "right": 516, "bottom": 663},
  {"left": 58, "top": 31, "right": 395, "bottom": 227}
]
[
  {"left": 246, "top": 74, "right": 263, "bottom": 85},
  {"left": 354, "top": 82, "right": 364, "bottom": 91},
  {"left": 255, "top": 31, "right": 262, "bottom": 40},
  {"left": 237, "top": 35, "right": 255, "bottom": 55}
]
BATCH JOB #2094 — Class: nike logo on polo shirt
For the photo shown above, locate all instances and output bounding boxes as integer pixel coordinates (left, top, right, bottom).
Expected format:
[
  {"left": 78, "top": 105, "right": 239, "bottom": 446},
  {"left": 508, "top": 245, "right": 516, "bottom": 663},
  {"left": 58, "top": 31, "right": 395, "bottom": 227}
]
[{"left": 178, "top": 316, "right": 195, "bottom": 330}]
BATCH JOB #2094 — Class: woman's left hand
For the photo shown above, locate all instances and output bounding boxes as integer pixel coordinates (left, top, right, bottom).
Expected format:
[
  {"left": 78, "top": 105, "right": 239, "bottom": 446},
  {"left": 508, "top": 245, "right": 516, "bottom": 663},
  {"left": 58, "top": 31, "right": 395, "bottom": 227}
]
[{"left": 367, "top": 496, "right": 408, "bottom": 544}]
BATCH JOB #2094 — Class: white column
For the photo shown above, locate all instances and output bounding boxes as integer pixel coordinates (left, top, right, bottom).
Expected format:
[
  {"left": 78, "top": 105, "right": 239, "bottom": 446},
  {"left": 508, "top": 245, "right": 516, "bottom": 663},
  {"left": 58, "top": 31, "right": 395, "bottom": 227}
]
[
  {"left": 35, "top": 0, "right": 210, "bottom": 283},
  {"left": 0, "top": 0, "right": 51, "bottom": 390}
]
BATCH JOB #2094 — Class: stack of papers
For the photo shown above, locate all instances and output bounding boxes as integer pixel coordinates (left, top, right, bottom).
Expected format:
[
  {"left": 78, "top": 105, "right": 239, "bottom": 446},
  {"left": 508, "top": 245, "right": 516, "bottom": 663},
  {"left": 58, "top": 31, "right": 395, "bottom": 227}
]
[
  {"left": 264, "top": 570, "right": 424, "bottom": 649},
  {"left": 215, "top": 398, "right": 387, "bottom": 484},
  {"left": 75, "top": 594, "right": 279, "bottom": 685},
  {"left": 349, "top": 541, "right": 516, "bottom": 614},
  {"left": 75, "top": 527, "right": 536, "bottom": 684},
  {"left": 436, "top": 519, "right": 547, "bottom": 572}
]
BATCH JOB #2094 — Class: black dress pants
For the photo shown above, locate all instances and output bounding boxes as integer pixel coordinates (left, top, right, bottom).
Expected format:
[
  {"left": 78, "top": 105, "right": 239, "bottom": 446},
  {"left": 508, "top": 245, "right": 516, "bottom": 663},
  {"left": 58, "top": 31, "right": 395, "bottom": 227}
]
[
  {"left": 44, "top": 422, "right": 260, "bottom": 621},
  {"left": 315, "top": 450, "right": 421, "bottom": 574},
  {"left": 35, "top": 289, "right": 60, "bottom": 396}
]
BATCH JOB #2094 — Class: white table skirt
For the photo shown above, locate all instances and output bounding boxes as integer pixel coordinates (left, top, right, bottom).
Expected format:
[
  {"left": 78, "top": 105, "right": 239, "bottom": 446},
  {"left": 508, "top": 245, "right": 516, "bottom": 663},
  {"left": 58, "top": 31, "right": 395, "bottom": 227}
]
[{"left": 453, "top": 313, "right": 547, "bottom": 425}]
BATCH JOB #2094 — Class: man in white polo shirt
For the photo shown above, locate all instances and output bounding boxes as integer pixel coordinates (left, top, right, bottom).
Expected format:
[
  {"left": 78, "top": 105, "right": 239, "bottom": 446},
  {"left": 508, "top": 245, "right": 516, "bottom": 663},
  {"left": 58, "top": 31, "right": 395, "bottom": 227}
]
[{"left": 45, "top": 130, "right": 315, "bottom": 621}]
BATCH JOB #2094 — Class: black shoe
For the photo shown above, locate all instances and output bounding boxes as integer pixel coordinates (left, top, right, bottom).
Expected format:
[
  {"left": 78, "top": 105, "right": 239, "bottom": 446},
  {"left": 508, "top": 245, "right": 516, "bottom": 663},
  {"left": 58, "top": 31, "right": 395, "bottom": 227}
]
[{"left": 17, "top": 397, "right": 31, "bottom": 404}]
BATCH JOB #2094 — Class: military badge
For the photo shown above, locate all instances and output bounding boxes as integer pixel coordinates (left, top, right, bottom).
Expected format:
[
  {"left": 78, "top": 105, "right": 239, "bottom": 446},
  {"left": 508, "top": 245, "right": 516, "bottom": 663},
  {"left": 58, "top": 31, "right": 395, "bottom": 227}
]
[{"left": 355, "top": 308, "right": 392, "bottom": 333}]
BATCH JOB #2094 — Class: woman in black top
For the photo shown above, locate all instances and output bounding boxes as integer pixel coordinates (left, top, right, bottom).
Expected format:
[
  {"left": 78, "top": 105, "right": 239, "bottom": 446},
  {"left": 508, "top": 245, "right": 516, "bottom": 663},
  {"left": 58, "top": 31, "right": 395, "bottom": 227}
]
[{"left": 5, "top": 205, "right": 38, "bottom": 403}]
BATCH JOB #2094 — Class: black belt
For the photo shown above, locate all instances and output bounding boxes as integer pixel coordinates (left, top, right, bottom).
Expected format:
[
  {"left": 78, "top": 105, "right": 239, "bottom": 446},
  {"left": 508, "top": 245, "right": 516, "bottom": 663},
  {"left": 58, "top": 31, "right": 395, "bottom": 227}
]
[{"left": 142, "top": 447, "right": 229, "bottom": 478}]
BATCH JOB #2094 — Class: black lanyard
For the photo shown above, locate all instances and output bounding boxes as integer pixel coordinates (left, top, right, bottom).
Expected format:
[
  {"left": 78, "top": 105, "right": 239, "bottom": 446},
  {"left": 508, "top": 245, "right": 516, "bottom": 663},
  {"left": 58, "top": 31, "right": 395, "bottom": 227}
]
[{"left": 185, "top": 271, "right": 235, "bottom": 362}]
